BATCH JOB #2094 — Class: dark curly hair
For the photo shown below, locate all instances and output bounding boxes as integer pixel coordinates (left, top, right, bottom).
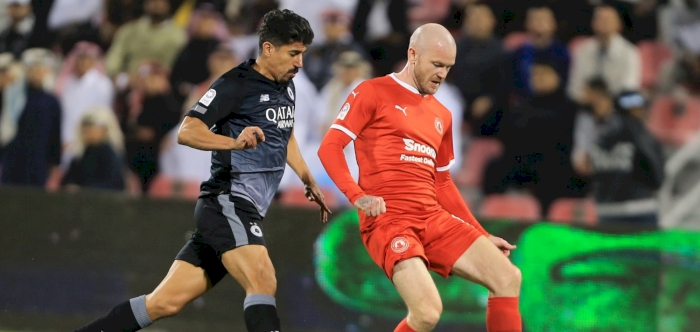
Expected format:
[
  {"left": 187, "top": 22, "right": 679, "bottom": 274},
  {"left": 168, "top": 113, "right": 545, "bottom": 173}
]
[{"left": 257, "top": 9, "right": 314, "bottom": 51}]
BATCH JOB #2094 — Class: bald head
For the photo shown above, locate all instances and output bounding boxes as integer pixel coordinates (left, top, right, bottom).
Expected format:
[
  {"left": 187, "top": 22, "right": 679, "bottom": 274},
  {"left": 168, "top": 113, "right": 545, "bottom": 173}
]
[
  {"left": 401, "top": 23, "right": 456, "bottom": 95},
  {"left": 409, "top": 23, "right": 457, "bottom": 54}
]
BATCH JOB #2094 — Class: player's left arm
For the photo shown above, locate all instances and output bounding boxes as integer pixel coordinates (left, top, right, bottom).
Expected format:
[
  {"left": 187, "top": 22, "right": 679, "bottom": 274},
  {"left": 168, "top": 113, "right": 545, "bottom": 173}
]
[
  {"left": 433, "top": 116, "right": 489, "bottom": 236},
  {"left": 286, "top": 127, "right": 332, "bottom": 222}
]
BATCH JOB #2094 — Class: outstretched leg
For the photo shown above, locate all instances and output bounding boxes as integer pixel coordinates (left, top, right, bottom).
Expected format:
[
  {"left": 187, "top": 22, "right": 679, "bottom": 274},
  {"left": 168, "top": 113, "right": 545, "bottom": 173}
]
[
  {"left": 221, "top": 245, "right": 280, "bottom": 332},
  {"left": 451, "top": 236, "right": 522, "bottom": 332},
  {"left": 392, "top": 257, "right": 443, "bottom": 332},
  {"left": 75, "top": 260, "right": 213, "bottom": 332}
]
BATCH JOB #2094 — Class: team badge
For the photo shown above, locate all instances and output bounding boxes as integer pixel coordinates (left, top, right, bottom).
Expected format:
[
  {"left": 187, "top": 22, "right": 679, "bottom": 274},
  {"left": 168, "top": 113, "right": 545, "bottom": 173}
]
[
  {"left": 287, "top": 86, "right": 295, "bottom": 101},
  {"left": 435, "top": 118, "right": 443, "bottom": 134},
  {"left": 199, "top": 89, "right": 216, "bottom": 106},
  {"left": 338, "top": 102, "right": 350, "bottom": 120},
  {"left": 250, "top": 223, "right": 263, "bottom": 237},
  {"left": 391, "top": 237, "right": 410, "bottom": 253}
]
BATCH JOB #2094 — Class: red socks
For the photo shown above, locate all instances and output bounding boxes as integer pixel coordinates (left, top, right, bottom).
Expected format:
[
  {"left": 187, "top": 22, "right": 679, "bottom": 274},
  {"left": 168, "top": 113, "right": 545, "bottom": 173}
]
[
  {"left": 486, "top": 297, "right": 522, "bottom": 332},
  {"left": 394, "top": 318, "right": 417, "bottom": 332}
]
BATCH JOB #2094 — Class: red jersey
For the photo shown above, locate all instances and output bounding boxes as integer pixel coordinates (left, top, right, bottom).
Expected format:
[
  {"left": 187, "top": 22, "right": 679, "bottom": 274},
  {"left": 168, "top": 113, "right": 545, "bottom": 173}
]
[{"left": 329, "top": 75, "right": 454, "bottom": 213}]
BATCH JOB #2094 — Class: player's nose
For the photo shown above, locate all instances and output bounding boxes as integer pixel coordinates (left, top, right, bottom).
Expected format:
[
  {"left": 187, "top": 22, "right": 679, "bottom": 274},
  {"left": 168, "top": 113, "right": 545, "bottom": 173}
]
[{"left": 294, "top": 54, "right": 303, "bottom": 68}]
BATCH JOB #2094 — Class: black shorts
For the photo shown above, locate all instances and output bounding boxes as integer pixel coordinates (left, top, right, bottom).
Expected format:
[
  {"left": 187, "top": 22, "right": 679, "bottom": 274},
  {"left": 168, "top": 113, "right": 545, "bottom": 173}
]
[{"left": 175, "top": 194, "right": 265, "bottom": 285}]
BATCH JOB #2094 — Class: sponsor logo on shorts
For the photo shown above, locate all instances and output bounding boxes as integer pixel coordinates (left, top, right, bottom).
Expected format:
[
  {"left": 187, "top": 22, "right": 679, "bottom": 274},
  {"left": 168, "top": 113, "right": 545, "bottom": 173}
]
[
  {"left": 250, "top": 223, "right": 263, "bottom": 237},
  {"left": 391, "top": 237, "right": 410, "bottom": 253}
]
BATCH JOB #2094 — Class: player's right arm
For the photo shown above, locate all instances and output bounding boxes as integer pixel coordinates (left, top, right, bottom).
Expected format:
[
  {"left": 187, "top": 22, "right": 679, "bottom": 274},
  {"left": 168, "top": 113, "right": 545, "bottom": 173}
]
[
  {"left": 178, "top": 78, "right": 264, "bottom": 151},
  {"left": 317, "top": 82, "right": 386, "bottom": 217}
]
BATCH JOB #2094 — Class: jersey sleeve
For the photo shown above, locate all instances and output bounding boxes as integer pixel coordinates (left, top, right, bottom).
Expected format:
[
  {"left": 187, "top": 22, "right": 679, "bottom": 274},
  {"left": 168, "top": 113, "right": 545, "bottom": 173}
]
[
  {"left": 329, "top": 81, "right": 377, "bottom": 140},
  {"left": 435, "top": 115, "right": 455, "bottom": 172},
  {"left": 185, "top": 77, "right": 243, "bottom": 128}
]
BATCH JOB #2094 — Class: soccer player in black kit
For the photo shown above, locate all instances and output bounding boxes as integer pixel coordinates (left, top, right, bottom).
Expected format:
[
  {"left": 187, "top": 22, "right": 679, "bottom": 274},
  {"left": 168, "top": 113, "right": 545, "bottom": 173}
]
[{"left": 75, "top": 9, "right": 330, "bottom": 332}]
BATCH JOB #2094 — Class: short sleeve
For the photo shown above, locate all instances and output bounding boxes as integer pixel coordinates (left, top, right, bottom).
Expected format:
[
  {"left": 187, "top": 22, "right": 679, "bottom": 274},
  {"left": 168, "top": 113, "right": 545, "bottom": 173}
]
[
  {"left": 185, "top": 77, "right": 243, "bottom": 128},
  {"left": 436, "top": 115, "right": 455, "bottom": 172},
  {"left": 330, "top": 81, "right": 376, "bottom": 140}
]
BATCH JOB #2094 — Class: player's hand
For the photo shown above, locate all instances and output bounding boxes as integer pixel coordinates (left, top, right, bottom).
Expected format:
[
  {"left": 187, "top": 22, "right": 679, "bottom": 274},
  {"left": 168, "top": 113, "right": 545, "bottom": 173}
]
[
  {"left": 353, "top": 195, "right": 386, "bottom": 217},
  {"left": 488, "top": 235, "right": 516, "bottom": 257},
  {"left": 232, "top": 126, "right": 265, "bottom": 150},
  {"left": 304, "top": 183, "right": 332, "bottom": 223}
]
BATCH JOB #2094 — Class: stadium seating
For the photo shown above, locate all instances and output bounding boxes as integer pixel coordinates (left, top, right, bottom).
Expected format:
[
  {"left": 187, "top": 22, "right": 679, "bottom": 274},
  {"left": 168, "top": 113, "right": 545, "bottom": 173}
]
[
  {"left": 547, "top": 197, "right": 598, "bottom": 225},
  {"left": 479, "top": 194, "right": 542, "bottom": 221},
  {"left": 638, "top": 40, "right": 673, "bottom": 89},
  {"left": 455, "top": 138, "right": 504, "bottom": 188},
  {"left": 648, "top": 95, "right": 700, "bottom": 146},
  {"left": 147, "top": 174, "right": 202, "bottom": 201}
]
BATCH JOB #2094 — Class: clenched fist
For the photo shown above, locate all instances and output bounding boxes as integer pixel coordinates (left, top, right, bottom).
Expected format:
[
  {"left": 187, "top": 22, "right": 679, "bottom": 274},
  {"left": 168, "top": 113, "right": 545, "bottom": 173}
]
[
  {"left": 232, "top": 126, "right": 265, "bottom": 150},
  {"left": 354, "top": 195, "right": 386, "bottom": 217}
]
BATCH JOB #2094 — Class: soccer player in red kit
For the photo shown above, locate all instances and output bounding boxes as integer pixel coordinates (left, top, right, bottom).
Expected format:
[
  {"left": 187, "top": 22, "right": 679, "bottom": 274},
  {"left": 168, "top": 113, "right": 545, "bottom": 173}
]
[{"left": 317, "top": 24, "right": 522, "bottom": 332}]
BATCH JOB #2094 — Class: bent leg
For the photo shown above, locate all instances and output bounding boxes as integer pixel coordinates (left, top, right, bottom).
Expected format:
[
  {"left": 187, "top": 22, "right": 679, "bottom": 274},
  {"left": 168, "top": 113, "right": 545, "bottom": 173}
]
[
  {"left": 221, "top": 245, "right": 279, "bottom": 332},
  {"left": 145, "top": 260, "right": 213, "bottom": 320},
  {"left": 74, "top": 260, "right": 212, "bottom": 332},
  {"left": 451, "top": 236, "right": 522, "bottom": 332},
  {"left": 392, "top": 257, "right": 443, "bottom": 332}
]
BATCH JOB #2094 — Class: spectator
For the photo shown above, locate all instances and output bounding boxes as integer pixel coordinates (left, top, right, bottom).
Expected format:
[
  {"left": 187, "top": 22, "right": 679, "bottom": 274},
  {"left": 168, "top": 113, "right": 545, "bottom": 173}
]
[
  {"left": 99, "top": 0, "right": 144, "bottom": 48},
  {"left": 307, "top": 51, "right": 372, "bottom": 197},
  {"left": 573, "top": 80, "right": 664, "bottom": 224},
  {"left": 105, "top": 0, "right": 187, "bottom": 82},
  {"left": 447, "top": 3, "right": 507, "bottom": 136},
  {"left": 320, "top": 51, "right": 372, "bottom": 134},
  {"left": 407, "top": 0, "right": 452, "bottom": 30},
  {"left": 61, "top": 107, "right": 126, "bottom": 192},
  {"left": 662, "top": 0, "right": 700, "bottom": 54},
  {"left": 159, "top": 43, "right": 238, "bottom": 183},
  {"left": 484, "top": 57, "right": 583, "bottom": 211},
  {"left": 278, "top": 0, "right": 358, "bottom": 44},
  {"left": 170, "top": 3, "right": 228, "bottom": 103},
  {"left": 568, "top": 5, "right": 641, "bottom": 103},
  {"left": 658, "top": 130, "right": 700, "bottom": 230},
  {"left": 352, "top": 0, "right": 410, "bottom": 76},
  {"left": 511, "top": 6, "right": 570, "bottom": 101},
  {"left": 303, "top": 9, "right": 367, "bottom": 91},
  {"left": 125, "top": 61, "right": 181, "bottom": 192},
  {"left": 0, "top": 0, "right": 38, "bottom": 59},
  {"left": 658, "top": 51, "right": 700, "bottom": 96},
  {"left": 55, "top": 41, "right": 114, "bottom": 150},
  {"left": 604, "top": 0, "right": 664, "bottom": 43},
  {"left": 0, "top": 51, "right": 62, "bottom": 188},
  {"left": 46, "top": 0, "right": 104, "bottom": 55}
]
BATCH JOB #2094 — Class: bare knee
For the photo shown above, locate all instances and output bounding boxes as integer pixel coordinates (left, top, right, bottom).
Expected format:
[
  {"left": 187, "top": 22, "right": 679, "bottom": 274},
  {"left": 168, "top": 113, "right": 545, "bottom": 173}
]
[
  {"left": 409, "top": 302, "right": 442, "bottom": 331},
  {"left": 146, "top": 293, "right": 187, "bottom": 320},
  {"left": 491, "top": 265, "right": 522, "bottom": 297}
]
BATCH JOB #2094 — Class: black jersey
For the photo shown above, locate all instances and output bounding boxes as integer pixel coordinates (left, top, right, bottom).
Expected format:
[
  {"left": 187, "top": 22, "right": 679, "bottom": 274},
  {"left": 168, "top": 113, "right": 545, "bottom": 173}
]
[{"left": 185, "top": 60, "right": 296, "bottom": 217}]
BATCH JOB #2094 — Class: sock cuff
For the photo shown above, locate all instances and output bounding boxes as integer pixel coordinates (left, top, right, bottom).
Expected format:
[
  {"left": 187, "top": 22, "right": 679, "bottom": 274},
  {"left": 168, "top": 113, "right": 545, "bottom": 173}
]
[
  {"left": 488, "top": 296, "right": 519, "bottom": 306},
  {"left": 244, "top": 294, "right": 276, "bottom": 309},
  {"left": 129, "top": 295, "right": 153, "bottom": 328}
]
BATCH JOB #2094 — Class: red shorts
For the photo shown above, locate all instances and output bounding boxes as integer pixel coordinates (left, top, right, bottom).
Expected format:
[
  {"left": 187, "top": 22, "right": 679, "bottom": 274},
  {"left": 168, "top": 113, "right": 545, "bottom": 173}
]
[{"left": 360, "top": 208, "right": 483, "bottom": 280}]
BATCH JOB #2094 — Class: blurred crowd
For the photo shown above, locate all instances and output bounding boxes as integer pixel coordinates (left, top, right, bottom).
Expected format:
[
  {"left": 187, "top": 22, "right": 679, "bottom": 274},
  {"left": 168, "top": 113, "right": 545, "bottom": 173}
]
[{"left": 0, "top": 0, "right": 698, "bottom": 227}]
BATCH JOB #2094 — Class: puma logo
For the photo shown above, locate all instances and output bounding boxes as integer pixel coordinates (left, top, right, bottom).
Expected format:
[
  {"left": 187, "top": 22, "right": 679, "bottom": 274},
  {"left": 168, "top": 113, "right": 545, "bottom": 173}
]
[
  {"left": 351, "top": 90, "right": 359, "bottom": 98},
  {"left": 395, "top": 105, "right": 407, "bottom": 116}
]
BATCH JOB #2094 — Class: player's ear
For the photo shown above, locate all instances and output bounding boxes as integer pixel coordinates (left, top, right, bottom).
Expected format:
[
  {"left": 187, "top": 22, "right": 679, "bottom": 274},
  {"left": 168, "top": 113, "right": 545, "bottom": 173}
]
[
  {"left": 407, "top": 47, "right": 417, "bottom": 64},
  {"left": 262, "top": 42, "right": 274, "bottom": 58}
]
